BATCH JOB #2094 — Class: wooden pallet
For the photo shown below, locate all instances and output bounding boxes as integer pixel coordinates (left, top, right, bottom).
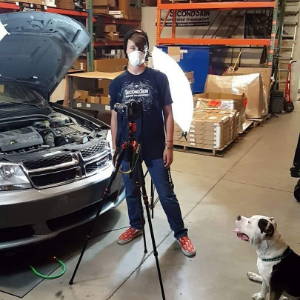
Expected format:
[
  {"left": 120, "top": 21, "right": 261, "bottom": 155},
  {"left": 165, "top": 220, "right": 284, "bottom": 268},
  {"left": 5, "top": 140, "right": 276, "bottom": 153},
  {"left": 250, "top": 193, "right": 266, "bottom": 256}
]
[
  {"left": 174, "top": 138, "right": 238, "bottom": 157},
  {"left": 248, "top": 113, "right": 272, "bottom": 128}
]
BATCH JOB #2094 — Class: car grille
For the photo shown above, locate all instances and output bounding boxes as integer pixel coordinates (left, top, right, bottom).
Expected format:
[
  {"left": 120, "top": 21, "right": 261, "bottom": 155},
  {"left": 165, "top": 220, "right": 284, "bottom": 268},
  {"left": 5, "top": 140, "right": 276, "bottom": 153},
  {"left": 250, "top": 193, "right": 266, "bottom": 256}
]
[
  {"left": 85, "top": 155, "right": 110, "bottom": 175},
  {"left": 23, "top": 153, "right": 73, "bottom": 170},
  {"left": 80, "top": 141, "right": 106, "bottom": 159},
  {"left": 21, "top": 141, "right": 110, "bottom": 189},
  {"left": 30, "top": 167, "right": 79, "bottom": 188}
]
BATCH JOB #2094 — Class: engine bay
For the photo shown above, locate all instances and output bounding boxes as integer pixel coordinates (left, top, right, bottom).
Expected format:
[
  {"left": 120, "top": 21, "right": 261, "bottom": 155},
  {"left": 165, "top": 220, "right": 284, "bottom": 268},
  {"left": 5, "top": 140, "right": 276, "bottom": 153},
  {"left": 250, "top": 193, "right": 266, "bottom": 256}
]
[{"left": 0, "top": 109, "right": 106, "bottom": 154}]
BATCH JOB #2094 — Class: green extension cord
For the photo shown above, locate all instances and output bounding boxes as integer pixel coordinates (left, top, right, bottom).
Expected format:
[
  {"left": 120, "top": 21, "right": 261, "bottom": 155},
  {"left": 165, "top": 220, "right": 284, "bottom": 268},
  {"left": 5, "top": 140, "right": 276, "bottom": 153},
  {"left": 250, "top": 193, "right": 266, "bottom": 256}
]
[{"left": 30, "top": 257, "right": 66, "bottom": 279}]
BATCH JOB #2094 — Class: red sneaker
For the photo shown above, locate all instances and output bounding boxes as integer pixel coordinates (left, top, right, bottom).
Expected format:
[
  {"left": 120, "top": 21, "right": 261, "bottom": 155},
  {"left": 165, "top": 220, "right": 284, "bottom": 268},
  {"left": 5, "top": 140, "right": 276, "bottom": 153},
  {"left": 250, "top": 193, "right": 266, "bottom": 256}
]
[
  {"left": 117, "top": 227, "right": 143, "bottom": 245},
  {"left": 177, "top": 236, "right": 196, "bottom": 257}
]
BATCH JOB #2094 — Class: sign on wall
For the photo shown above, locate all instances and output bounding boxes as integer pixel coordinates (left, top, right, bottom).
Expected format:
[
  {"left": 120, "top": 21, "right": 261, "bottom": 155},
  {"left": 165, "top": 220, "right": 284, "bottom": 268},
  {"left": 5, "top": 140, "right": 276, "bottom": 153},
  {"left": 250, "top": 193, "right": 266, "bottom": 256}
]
[{"left": 162, "top": 10, "right": 210, "bottom": 27}]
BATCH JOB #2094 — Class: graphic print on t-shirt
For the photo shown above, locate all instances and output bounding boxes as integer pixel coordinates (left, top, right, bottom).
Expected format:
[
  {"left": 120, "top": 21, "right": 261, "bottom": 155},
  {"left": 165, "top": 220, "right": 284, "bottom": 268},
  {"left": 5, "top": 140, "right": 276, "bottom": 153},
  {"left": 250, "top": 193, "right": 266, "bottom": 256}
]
[{"left": 120, "top": 80, "right": 154, "bottom": 111}]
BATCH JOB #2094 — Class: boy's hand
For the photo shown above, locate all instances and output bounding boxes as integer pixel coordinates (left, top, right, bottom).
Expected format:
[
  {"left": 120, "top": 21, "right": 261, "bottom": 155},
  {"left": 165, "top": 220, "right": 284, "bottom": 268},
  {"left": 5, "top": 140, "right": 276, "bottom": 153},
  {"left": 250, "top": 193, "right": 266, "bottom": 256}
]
[{"left": 163, "top": 147, "right": 173, "bottom": 168}]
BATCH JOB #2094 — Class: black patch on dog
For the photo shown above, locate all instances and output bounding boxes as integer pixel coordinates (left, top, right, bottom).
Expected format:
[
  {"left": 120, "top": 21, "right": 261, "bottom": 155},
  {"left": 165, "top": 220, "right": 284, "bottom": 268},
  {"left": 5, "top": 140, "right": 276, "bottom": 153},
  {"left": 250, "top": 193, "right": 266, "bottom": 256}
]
[
  {"left": 258, "top": 218, "right": 274, "bottom": 237},
  {"left": 271, "top": 248, "right": 300, "bottom": 297}
]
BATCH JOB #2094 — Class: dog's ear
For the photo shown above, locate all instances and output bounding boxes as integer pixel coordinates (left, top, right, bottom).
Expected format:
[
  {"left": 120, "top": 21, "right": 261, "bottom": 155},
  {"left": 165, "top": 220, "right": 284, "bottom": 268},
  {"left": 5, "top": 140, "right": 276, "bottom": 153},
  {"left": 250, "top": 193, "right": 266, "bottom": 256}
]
[{"left": 258, "top": 218, "right": 275, "bottom": 237}]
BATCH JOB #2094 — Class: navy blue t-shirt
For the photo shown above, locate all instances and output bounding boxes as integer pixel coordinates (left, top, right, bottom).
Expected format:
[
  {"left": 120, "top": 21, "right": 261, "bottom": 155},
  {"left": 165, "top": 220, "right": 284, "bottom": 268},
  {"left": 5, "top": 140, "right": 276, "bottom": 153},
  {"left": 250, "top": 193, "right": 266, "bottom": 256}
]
[{"left": 109, "top": 68, "right": 173, "bottom": 160}]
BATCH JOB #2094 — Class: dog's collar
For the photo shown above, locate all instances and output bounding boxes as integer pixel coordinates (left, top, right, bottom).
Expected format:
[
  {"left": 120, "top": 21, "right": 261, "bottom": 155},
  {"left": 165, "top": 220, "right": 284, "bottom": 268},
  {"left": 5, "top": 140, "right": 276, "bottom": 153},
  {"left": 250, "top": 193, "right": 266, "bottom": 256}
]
[{"left": 261, "top": 247, "right": 291, "bottom": 262}]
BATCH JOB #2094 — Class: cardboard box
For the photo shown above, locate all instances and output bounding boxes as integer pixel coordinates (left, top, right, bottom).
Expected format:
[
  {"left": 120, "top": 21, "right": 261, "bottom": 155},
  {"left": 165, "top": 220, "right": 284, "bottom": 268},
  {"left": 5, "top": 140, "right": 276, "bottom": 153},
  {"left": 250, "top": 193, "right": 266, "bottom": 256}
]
[
  {"left": 74, "top": 90, "right": 89, "bottom": 102},
  {"left": 225, "top": 67, "right": 272, "bottom": 113},
  {"left": 105, "top": 32, "right": 119, "bottom": 41},
  {"left": 104, "top": 24, "right": 117, "bottom": 32},
  {"left": 142, "top": 0, "right": 157, "bottom": 6},
  {"left": 30, "top": 0, "right": 46, "bottom": 4},
  {"left": 168, "top": 47, "right": 182, "bottom": 62},
  {"left": 108, "top": 10, "right": 124, "bottom": 18},
  {"left": 56, "top": 0, "right": 74, "bottom": 9},
  {"left": 87, "top": 96, "right": 101, "bottom": 104},
  {"left": 98, "top": 79, "right": 110, "bottom": 96},
  {"left": 93, "top": 7, "right": 109, "bottom": 14},
  {"left": 101, "top": 96, "right": 110, "bottom": 105},
  {"left": 205, "top": 74, "right": 266, "bottom": 119},
  {"left": 93, "top": 0, "right": 116, "bottom": 6},
  {"left": 94, "top": 58, "right": 127, "bottom": 72},
  {"left": 45, "top": 0, "right": 56, "bottom": 6},
  {"left": 118, "top": 0, "right": 141, "bottom": 20}
]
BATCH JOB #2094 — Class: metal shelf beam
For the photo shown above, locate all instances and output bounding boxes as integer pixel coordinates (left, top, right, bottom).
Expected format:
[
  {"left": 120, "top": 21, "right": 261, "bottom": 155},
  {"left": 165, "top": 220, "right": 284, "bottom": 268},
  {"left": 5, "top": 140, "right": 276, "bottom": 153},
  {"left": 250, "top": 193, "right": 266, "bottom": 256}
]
[
  {"left": 46, "top": 7, "right": 88, "bottom": 17},
  {"left": 0, "top": 2, "right": 19, "bottom": 9},
  {"left": 159, "top": 1, "right": 275, "bottom": 10},
  {"left": 157, "top": 38, "right": 271, "bottom": 46}
]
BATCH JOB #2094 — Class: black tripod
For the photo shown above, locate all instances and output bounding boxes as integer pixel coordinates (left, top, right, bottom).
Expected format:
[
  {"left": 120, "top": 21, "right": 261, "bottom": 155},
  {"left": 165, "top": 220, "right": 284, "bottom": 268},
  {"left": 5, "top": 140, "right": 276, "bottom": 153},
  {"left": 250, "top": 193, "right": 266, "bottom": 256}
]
[{"left": 69, "top": 118, "right": 166, "bottom": 300}]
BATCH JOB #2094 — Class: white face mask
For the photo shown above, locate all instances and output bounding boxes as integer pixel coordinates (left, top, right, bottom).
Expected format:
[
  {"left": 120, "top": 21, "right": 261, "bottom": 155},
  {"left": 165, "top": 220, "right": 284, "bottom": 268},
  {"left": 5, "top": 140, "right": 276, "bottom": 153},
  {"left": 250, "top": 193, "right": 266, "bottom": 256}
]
[{"left": 128, "top": 50, "right": 146, "bottom": 67}]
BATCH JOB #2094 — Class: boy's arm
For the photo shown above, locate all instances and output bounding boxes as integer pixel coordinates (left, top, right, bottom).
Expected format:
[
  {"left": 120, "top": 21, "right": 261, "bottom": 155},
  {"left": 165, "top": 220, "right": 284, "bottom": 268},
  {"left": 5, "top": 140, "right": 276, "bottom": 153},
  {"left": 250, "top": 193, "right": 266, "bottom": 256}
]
[
  {"left": 163, "top": 104, "right": 174, "bottom": 167},
  {"left": 110, "top": 110, "right": 118, "bottom": 151}
]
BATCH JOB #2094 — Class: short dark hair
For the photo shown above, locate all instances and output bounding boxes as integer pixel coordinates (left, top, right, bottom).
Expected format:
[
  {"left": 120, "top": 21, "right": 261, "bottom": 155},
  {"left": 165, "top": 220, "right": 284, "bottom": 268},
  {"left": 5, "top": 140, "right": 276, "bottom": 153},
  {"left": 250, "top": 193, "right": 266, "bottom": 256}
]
[{"left": 123, "top": 29, "right": 149, "bottom": 58}]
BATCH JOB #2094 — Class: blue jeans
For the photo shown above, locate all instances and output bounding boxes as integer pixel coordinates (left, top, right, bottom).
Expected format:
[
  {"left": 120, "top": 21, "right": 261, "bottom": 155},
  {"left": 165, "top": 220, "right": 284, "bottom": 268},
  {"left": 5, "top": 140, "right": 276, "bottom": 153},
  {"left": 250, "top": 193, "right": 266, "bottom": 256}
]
[{"left": 121, "top": 158, "right": 188, "bottom": 239}]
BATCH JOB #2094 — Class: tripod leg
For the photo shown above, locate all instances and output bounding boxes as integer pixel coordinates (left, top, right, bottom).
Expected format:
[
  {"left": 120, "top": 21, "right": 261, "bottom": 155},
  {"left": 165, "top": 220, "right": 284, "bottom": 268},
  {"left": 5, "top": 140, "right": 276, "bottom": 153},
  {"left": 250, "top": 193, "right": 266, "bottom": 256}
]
[
  {"left": 135, "top": 178, "right": 147, "bottom": 254},
  {"left": 144, "top": 202, "right": 165, "bottom": 300},
  {"left": 69, "top": 148, "right": 125, "bottom": 285},
  {"left": 142, "top": 225, "right": 147, "bottom": 254},
  {"left": 136, "top": 162, "right": 166, "bottom": 300},
  {"left": 150, "top": 179, "right": 154, "bottom": 219}
]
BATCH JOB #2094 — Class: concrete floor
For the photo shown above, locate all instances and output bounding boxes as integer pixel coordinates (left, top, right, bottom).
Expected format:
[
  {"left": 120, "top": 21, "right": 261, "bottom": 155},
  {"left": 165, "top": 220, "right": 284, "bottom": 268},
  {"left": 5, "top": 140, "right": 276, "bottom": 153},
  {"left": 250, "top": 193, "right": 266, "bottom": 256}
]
[{"left": 1, "top": 105, "right": 300, "bottom": 300}]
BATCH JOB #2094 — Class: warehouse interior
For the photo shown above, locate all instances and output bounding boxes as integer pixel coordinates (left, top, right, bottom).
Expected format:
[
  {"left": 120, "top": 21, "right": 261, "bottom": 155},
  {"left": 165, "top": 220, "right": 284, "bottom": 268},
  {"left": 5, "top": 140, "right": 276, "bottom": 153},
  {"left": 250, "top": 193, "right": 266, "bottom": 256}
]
[{"left": 0, "top": 0, "right": 300, "bottom": 299}]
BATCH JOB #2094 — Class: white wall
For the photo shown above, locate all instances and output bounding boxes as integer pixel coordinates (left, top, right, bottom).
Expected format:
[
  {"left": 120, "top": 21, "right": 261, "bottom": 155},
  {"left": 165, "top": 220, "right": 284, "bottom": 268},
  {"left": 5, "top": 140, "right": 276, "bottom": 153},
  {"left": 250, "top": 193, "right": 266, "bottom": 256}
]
[{"left": 141, "top": 7, "right": 157, "bottom": 51}]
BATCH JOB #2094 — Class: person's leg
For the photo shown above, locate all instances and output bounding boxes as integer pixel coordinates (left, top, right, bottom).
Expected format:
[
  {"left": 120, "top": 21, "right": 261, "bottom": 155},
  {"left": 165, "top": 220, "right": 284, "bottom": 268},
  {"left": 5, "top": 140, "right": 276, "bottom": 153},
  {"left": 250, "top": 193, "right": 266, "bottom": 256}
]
[
  {"left": 145, "top": 158, "right": 187, "bottom": 239},
  {"left": 117, "top": 161, "right": 144, "bottom": 245},
  {"left": 121, "top": 161, "right": 144, "bottom": 230}
]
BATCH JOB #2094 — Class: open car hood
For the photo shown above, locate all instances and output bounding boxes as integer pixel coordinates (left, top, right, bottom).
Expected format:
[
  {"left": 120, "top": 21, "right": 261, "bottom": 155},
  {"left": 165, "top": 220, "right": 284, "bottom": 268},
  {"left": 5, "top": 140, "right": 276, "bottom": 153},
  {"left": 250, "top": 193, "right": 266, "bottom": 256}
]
[{"left": 0, "top": 12, "right": 90, "bottom": 99}]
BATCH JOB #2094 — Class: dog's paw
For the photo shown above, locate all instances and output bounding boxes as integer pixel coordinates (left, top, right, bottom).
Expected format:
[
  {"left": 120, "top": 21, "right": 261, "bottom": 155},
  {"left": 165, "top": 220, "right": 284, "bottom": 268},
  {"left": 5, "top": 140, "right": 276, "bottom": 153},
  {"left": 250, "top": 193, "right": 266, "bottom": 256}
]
[
  {"left": 252, "top": 292, "right": 265, "bottom": 300},
  {"left": 247, "top": 272, "right": 263, "bottom": 283},
  {"left": 280, "top": 297, "right": 288, "bottom": 300}
]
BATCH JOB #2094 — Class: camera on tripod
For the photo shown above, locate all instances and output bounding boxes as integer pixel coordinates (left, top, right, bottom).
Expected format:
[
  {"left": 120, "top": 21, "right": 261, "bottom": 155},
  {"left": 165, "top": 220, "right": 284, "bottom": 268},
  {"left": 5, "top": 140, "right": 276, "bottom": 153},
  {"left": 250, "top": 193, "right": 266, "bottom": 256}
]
[{"left": 114, "top": 100, "right": 143, "bottom": 121}]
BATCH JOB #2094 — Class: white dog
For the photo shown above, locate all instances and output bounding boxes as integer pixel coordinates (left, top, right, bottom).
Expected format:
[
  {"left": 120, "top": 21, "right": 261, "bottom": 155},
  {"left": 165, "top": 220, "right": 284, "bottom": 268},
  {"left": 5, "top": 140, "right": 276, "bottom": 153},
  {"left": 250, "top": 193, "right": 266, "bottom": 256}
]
[{"left": 234, "top": 215, "right": 300, "bottom": 300}]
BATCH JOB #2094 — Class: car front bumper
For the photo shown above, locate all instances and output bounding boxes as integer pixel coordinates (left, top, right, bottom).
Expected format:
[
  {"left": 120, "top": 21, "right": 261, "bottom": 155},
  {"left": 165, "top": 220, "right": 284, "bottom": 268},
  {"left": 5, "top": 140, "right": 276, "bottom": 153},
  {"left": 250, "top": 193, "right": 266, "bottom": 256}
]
[{"left": 0, "top": 164, "right": 125, "bottom": 251}]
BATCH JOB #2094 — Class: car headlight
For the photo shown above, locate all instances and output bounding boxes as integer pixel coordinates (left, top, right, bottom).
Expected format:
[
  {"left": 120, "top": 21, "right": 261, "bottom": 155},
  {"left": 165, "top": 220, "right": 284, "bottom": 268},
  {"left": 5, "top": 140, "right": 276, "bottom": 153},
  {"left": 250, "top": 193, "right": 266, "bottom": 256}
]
[{"left": 0, "top": 163, "right": 32, "bottom": 191}]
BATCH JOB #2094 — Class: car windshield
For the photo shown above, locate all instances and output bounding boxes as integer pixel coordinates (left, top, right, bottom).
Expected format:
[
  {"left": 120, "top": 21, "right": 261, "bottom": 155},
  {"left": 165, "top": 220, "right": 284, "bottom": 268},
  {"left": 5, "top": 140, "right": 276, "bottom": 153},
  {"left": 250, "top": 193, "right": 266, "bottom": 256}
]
[{"left": 0, "top": 82, "right": 46, "bottom": 108}]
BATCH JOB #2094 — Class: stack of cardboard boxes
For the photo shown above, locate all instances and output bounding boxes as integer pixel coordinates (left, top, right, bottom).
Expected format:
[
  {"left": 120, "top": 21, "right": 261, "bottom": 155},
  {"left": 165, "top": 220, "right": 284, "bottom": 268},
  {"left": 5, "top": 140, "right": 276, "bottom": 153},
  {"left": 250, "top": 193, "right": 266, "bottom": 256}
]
[
  {"left": 92, "top": 0, "right": 141, "bottom": 20},
  {"left": 174, "top": 110, "right": 239, "bottom": 151},
  {"left": 74, "top": 79, "right": 111, "bottom": 105},
  {"left": 173, "top": 92, "right": 246, "bottom": 151},
  {"left": 73, "top": 58, "right": 127, "bottom": 105},
  {"left": 194, "top": 92, "right": 246, "bottom": 134},
  {"left": 56, "top": 0, "right": 75, "bottom": 9}
]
